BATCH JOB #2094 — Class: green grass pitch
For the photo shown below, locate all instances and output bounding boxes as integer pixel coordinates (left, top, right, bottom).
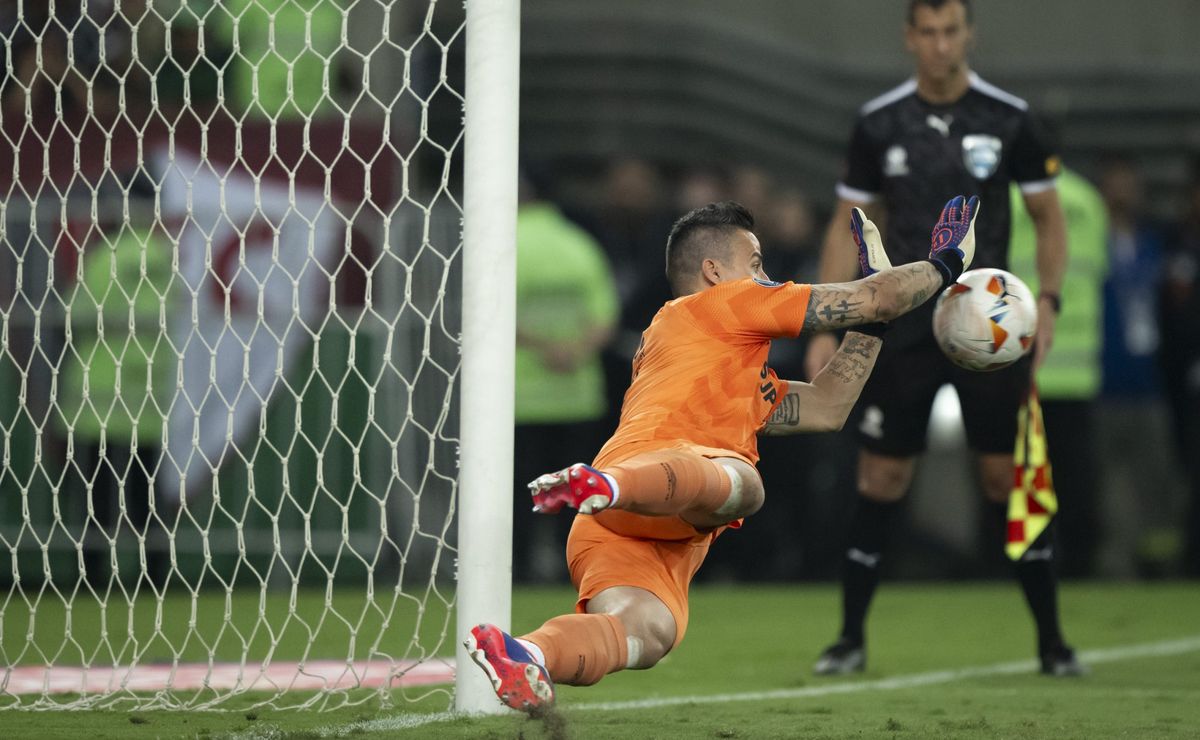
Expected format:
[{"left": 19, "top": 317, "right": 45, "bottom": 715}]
[{"left": 2, "top": 582, "right": 1198, "bottom": 738}]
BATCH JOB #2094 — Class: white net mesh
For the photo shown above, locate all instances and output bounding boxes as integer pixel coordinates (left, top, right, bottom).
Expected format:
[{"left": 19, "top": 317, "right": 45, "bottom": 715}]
[{"left": 0, "top": 0, "right": 467, "bottom": 710}]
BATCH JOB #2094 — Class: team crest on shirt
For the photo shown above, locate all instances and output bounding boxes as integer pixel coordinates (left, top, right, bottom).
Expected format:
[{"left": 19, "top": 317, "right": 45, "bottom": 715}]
[
  {"left": 884, "top": 145, "right": 909, "bottom": 177},
  {"left": 753, "top": 278, "right": 783, "bottom": 287},
  {"left": 961, "top": 134, "right": 1002, "bottom": 179}
]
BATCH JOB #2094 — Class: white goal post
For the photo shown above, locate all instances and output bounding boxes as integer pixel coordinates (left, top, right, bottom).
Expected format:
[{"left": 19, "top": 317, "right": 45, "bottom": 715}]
[
  {"left": 457, "top": 0, "right": 519, "bottom": 717},
  {"left": 0, "top": 0, "right": 517, "bottom": 714}
]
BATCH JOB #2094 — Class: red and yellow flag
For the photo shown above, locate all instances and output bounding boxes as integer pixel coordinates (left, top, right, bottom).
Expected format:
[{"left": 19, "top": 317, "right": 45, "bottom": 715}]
[{"left": 1006, "top": 386, "right": 1058, "bottom": 560}]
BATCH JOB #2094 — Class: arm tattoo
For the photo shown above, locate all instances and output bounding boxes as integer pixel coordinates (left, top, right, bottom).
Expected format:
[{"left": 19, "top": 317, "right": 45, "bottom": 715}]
[
  {"left": 839, "top": 333, "right": 877, "bottom": 359},
  {"left": 907, "top": 286, "right": 931, "bottom": 309},
  {"left": 803, "top": 262, "right": 941, "bottom": 332},
  {"left": 760, "top": 333, "right": 881, "bottom": 435},
  {"left": 766, "top": 391, "right": 800, "bottom": 428},
  {"left": 802, "top": 288, "right": 869, "bottom": 332},
  {"left": 822, "top": 340, "right": 878, "bottom": 384}
]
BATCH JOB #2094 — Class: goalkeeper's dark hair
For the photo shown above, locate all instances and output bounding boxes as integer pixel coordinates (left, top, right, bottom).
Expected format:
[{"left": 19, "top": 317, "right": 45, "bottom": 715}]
[
  {"left": 665, "top": 201, "right": 754, "bottom": 297},
  {"left": 908, "top": 0, "right": 972, "bottom": 24}
]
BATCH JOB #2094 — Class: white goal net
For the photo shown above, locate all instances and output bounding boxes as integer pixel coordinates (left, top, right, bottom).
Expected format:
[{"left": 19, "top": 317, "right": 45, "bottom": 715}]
[{"left": 0, "top": 0, "right": 516, "bottom": 712}]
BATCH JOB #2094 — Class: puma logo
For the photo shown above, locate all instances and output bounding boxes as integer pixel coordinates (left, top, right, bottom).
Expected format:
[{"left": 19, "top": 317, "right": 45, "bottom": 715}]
[{"left": 927, "top": 114, "right": 952, "bottom": 137}]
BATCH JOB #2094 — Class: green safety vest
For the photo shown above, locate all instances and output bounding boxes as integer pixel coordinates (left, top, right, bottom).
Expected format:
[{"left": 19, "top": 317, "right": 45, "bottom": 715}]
[
  {"left": 515, "top": 203, "right": 619, "bottom": 424},
  {"left": 59, "top": 227, "right": 175, "bottom": 445},
  {"left": 1008, "top": 169, "right": 1109, "bottom": 400},
  {"left": 215, "top": 0, "right": 345, "bottom": 118}
]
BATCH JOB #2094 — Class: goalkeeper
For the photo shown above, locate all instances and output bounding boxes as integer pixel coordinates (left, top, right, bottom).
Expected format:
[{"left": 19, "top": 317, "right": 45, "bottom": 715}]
[{"left": 464, "top": 195, "right": 979, "bottom": 712}]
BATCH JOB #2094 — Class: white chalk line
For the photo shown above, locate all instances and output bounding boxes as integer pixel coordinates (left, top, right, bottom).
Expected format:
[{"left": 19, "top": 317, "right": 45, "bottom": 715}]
[{"left": 304, "top": 634, "right": 1200, "bottom": 737}]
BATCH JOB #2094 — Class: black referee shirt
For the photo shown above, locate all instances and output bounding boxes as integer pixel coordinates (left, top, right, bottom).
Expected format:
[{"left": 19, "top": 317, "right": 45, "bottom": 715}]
[{"left": 837, "top": 72, "right": 1059, "bottom": 346}]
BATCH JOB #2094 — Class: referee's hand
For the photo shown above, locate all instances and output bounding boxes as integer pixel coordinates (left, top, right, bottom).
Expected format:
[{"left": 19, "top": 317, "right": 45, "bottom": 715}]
[{"left": 1033, "top": 300, "right": 1057, "bottom": 372}]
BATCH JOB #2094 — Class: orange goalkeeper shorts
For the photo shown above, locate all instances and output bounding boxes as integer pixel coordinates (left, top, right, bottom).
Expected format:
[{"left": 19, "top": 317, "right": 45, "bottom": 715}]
[
  {"left": 566, "top": 513, "right": 719, "bottom": 649},
  {"left": 565, "top": 441, "right": 751, "bottom": 648}
]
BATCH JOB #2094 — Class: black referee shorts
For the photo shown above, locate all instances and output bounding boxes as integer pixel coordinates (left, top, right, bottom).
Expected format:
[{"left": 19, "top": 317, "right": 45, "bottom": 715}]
[{"left": 854, "top": 336, "right": 1032, "bottom": 458}]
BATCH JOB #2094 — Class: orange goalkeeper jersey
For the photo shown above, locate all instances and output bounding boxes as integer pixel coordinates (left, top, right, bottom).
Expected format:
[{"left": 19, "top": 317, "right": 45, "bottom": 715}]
[{"left": 593, "top": 278, "right": 812, "bottom": 470}]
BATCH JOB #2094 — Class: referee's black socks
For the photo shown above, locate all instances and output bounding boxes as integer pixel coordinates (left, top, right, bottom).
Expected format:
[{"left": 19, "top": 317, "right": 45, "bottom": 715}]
[
  {"left": 990, "top": 502, "right": 1066, "bottom": 653},
  {"left": 840, "top": 497, "right": 902, "bottom": 645}
]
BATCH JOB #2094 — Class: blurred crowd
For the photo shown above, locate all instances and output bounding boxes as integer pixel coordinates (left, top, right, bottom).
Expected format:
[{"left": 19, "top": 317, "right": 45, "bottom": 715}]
[{"left": 0, "top": 0, "right": 359, "bottom": 130}]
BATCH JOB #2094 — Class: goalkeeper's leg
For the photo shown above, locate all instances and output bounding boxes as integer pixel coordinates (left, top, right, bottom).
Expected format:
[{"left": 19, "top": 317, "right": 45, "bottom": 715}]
[
  {"left": 466, "top": 513, "right": 711, "bottom": 711},
  {"left": 523, "top": 585, "right": 674, "bottom": 679},
  {"left": 513, "top": 511, "right": 710, "bottom": 690},
  {"left": 529, "top": 449, "right": 764, "bottom": 527},
  {"left": 466, "top": 587, "right": 674, "bottom": 712}
]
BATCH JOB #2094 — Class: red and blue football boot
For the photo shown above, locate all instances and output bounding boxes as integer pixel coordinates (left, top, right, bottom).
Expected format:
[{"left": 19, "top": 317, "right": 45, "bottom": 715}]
[
  {"left": 527, "top": 463, "right": 613, "bottom": 515},
  {"left": 464, "top": 623, "right": 555, "bottom": 712}
]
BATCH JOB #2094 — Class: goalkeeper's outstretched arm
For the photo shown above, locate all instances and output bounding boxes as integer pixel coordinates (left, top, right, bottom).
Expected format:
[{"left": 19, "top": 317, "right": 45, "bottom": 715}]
[
  {"left": 760, "top": 330, "right": 883, "bottom": 435},
  {"left": 801, "top": 194, "right": 979, "bottom": 333},
  {"left": 800, "top": 263, "right": 942, "bottom": 332}
]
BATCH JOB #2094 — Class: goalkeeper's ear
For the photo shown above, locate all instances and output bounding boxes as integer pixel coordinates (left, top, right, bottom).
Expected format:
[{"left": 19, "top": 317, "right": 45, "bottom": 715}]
[{"left": 850, "top": 207, "right": 893, "bottom": 275}]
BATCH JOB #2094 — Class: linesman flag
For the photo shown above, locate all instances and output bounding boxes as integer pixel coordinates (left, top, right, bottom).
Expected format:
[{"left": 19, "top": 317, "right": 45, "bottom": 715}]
[{"left": 1006, "top": 385, "right": 1058, "bottom": 560}]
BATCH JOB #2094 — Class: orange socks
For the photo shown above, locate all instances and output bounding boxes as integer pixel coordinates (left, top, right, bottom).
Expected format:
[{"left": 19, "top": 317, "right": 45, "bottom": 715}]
[
  {"left": 522, "top": 613, "right": 628, "bottom": 686},
  {"left": 604, "top": 449, "right": 733, "bottom": 518}
]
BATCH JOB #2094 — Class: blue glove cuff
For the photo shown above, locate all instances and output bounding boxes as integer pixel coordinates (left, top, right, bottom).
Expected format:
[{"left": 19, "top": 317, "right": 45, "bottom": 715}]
[{"left": 926, "top": 250, "right": 964, "bottom": 289}]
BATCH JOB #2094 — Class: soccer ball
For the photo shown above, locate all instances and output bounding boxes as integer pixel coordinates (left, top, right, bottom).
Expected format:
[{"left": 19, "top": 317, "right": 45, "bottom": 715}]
[{"left": 932, "top": 268, "right": 1038, "bottom": 372}]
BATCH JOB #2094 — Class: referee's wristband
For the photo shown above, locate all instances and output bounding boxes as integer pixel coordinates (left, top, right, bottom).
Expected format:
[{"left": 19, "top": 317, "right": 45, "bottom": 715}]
[{"left": 1039, "top": 292, "right": 1062, "bottom": 315}]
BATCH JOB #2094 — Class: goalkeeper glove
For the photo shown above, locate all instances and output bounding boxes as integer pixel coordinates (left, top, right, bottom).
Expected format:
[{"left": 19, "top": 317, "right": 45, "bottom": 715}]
[
  {"left": 927, "top": 195, "right": 980, "bottom": 288},
  {"left": 850, "top": 207, "right": 892, "bottom": 277},
  {"left": 849, "top": 208, "right": 893, "bottom": 337}
]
